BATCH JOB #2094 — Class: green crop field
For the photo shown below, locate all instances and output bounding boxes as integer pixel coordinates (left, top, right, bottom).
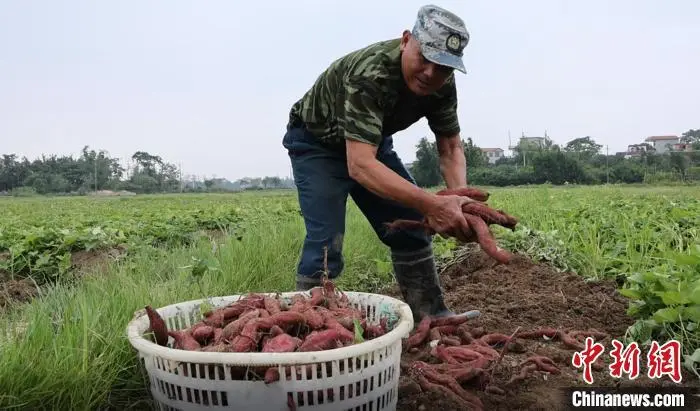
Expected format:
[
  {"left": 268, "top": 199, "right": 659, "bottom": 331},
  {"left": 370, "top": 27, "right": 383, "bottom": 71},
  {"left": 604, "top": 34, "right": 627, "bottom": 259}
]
[{"left": 1, "top": 184, "right": 699, "bottom": 409}]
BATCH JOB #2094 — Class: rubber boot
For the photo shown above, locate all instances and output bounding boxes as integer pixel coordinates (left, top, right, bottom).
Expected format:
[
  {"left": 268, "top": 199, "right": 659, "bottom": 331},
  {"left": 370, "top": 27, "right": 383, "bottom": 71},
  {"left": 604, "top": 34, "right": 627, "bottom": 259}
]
[
  {"left": 391, "top": 245, "right": 480, "bottom": 323},
  {"left": 296, "top": 275, "right": 322, "bottom": 291}
]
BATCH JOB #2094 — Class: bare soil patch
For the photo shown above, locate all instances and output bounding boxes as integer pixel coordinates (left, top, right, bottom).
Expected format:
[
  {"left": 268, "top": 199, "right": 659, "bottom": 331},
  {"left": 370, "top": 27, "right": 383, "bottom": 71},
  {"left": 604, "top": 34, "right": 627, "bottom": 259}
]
[
  {"left": 0, "top": 278, "right": 39, "bottom": 308},
  {"left": 380, "top": 247, "right": 699, "bottom": 411},
  {"left": 70, "top": 246, "right": 127, "bottom": 276}
]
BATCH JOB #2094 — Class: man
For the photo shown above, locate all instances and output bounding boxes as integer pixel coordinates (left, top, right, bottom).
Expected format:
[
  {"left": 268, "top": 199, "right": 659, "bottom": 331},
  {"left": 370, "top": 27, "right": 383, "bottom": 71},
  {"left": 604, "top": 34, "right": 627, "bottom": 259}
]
[{"left": 282, "top": 4, "right": 477, "bottom": 321}]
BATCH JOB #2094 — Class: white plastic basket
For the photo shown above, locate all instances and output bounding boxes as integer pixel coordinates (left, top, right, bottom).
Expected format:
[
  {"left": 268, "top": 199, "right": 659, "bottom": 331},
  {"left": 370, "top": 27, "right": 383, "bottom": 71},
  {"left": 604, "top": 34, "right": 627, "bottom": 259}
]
[{"left": 126, "top": 291, "right": 414, "bottom": 411}]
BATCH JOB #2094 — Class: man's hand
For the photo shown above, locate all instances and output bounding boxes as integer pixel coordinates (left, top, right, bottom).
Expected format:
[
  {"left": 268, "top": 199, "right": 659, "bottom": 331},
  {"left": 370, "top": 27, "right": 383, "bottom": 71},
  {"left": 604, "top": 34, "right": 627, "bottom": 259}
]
[{"left": 423, "top": 194, "right": 475, "bottom": 242}]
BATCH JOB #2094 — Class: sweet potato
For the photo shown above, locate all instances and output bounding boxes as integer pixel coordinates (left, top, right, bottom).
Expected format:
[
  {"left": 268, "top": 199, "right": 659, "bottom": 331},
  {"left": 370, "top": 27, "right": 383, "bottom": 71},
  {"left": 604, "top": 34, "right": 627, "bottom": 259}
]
[
  {"left": 269, "top": 311, "right": 306, "bottom": 330},
  {"left": 434, "top": 345, "right": 484, "bottom": 363},
  {"left": 262, "top": 333, "right": 302, "bottom": 353},
  {"left": 431, "top": 312, "right": 477, "bottom": 328},
  {"left": 298, "top": 329, "right": 353, "bottom": 352},
  {"left": 463, "top": 343, "right": 500, "bottom": 359},
  {"left": 269, "top": 325, "right": 284, "bottom": 337},
  {"left": 168, "top": 330, "right": 201, "bottom": 351},
  {"left": 406, "top": 316, "right": 431, "bottom": 349},
  {"left": 436, "top": 186, "right": 490, "bottom": 202},
  {"left": 568, "top": 330, "right": 609, "bottom": 342},
  {"left": 441, "top": 336, "right": 462, "bottom": 346},
  {"left": 222, "top": 309, "right": 261, "bottom": 341},
  {"left": 520, "top": 355, "right": 560, "bottom": 374},
  {"left": 263, "top": 296, "right": 282, "bottom": 315},
  {"left": 463, "top": 213, "right": 512, "bottom": 264},
  {"left": 302, "top": 307, "right": 326, "bottom": 330},
  {"left": 145, "top": 305, "right": 169, "bottom": 346},
  {"left": 557, "top": 330, "right": 585, "bottom": 351},
  {"left": 515, "top": 327, "right": 558, "bottom": 340},
  {"left": 410, "top": 361, "right": 484, "bottom": 410},
  {"left": 191, "top": 324, "right": 215, "bottom": 345},
  {"left": 479, "top": 333, "right": 512, "bottom": 347}
]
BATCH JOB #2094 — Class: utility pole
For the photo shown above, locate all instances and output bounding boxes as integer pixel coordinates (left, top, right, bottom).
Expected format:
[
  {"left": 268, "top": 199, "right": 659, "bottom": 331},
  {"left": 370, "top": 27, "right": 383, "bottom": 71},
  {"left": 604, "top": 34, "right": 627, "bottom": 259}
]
[
  {"left": 606, "top": 145, "right": 609, "bottom": 184},
  {"left": 94, "top": 155, "right": 98, "bottom": 193},
  {"left": 179, "top": 162, "right": 183, "bottom": 193}
]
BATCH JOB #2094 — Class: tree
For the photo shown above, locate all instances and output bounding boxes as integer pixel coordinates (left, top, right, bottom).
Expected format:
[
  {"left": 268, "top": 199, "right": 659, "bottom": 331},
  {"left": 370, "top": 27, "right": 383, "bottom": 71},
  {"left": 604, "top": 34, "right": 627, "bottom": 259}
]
[
  {"left": 411, "top": 137, "right": 441, "bottom": 187},
  {"left": 681, "top": 129, "right": 700, "bottom": 150},
  {"left": 564, "top": 136, "right": 602, "bottom": 161},
  {"left": 463, "top": 137, "right": 486, "bottom": 169}
]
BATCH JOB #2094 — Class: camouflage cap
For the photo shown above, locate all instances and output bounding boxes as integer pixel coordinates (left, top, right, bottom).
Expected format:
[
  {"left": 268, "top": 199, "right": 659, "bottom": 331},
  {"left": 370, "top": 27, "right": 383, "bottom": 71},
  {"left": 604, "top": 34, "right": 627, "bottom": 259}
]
[{"left": 412, "top": 4, "right": 470, "bottom": 74}]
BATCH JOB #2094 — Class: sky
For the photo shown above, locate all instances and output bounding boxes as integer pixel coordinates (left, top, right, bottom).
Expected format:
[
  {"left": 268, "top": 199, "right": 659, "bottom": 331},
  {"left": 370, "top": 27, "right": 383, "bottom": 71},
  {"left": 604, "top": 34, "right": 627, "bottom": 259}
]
[{"left": 1, "top": 0, "right": 698, "bottom": 181}]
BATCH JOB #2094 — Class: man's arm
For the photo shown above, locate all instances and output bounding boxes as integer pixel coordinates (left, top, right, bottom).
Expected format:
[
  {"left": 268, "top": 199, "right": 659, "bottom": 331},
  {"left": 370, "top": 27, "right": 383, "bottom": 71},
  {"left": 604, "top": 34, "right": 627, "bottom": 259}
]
[
  {"left": 346, "top": 140, "right": 438, "bottom": 215},
  {"left": 436, "top": 134, "right": 468, "bottom": 188},
  {"left": 426, "top": 76, "right": 467, "bottom": 188}
]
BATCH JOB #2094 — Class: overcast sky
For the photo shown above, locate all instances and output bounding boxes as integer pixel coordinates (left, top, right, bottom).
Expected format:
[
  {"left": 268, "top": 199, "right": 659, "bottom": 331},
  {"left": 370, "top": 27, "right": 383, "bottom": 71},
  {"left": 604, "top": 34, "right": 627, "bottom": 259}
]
[{"left": 1, "top": 0, "right": 698, "bottom": 181}]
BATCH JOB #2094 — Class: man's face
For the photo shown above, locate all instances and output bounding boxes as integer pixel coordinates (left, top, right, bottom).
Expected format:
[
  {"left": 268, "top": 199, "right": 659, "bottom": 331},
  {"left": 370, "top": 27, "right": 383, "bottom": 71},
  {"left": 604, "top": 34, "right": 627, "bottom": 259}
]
[{"left": 400, "top": 30, "right": 454, "bottom": 96}]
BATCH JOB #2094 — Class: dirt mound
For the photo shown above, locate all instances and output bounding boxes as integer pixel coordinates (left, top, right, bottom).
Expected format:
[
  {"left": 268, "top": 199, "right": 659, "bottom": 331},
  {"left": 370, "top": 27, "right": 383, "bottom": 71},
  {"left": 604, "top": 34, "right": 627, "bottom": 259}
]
[
  {"left": 0, "top": 278, "right": 38, "bottom": 308},
  {"left": 380, "top": 246, "right": 698, "bottom": 411}
]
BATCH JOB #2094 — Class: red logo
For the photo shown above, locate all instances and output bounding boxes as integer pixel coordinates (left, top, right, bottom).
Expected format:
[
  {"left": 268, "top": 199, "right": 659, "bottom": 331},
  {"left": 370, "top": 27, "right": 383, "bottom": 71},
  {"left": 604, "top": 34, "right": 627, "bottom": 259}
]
[
  {"left": 647, "top": 340, "right": 682, "bottom": 383},
  {"left": 608, "top": 339, "right": 641, "bottom": 379},
  {"left": 571, "top": 336, "right": 605, "bottom": 384}
]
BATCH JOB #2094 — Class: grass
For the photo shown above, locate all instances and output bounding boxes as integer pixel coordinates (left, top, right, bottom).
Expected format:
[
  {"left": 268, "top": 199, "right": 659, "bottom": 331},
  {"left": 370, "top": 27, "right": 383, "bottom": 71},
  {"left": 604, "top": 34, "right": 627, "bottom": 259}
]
[
  {"left": 0, "top": 202, "right": 391, "bottom": 410},
  {"left": 1, "top": 184, "right": 699, "bottom": 409}
]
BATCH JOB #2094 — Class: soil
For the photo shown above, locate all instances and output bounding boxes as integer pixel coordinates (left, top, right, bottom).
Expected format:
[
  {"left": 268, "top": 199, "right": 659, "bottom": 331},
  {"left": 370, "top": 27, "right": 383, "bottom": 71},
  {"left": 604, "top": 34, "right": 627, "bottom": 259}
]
[
  {"left": 0, "top": 278, "right": 39, "bottom": 307},
  {"left": 380, "top": 246, "right": 699, "bottom": 411},
  {"left": 70, "top": 246, "right": 126, "bottom": 276},
  {"left": 0, "top": 246, "right": 127, "bottom": 308}
]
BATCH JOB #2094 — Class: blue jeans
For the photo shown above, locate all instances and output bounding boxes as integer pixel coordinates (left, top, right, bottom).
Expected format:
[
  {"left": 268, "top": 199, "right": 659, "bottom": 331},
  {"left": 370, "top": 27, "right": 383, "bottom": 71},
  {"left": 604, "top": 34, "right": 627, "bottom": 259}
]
[{"left": 282, "top": 123, "right": 432, "bottom": 283}]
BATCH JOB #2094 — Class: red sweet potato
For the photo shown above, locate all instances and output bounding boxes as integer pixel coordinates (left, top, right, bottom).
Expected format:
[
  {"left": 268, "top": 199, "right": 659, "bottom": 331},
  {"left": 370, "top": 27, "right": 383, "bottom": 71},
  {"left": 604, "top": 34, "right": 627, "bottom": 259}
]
[
  {"left": 521, "top": 355, "right": 560, "bottom": 374},
  {"left": 298, "top": 329, "right": 353, "bottom": 352},
  {"left": 323, "top": 316, "right": 355, "bottom": 342},
  {"left": 464, "top": 343, "right": 500, "bottom": 359},
  {"left": 516, "top": 327, "right": 558, "bottom": 340},
  {"left": 269, "top": 325, "right": 284, "bottom": 337},
  {"left": 222, "top": 309, "right": 261, "bottom": 341},
  {"left": 436, "top": 187, "right": 490, "bottom": 202},
  {"left": 262, "top": 333, "right": 303, "bottom": 353},
  {"left": 568, "top": 330, "right": 609, "bottom": 342},
  {"left": 406, "top": 316, "right": 431, "bottom": 349},
  {"left": 168, "top": 330, "right": 201, "bottom": 351},
  {"left": 463, "top": 213, "right": 513, "bottom": 264},
  {"left": 269, "top": 311, "right": 306, "bottom": 330},
  {"left": 191, "top": 324, "right": 215, "bottom": 345},
  {"left": 441, "top": 336, "right": 462, "bottom": 346},
  {"left": 264, "top": 296, "right": 282, "bottom": 315},
  {"left": 301, "top": 307, "right": 325, "bottom": 330},
  {"left": 479, "top": 333, "right": 512, "bottom": 347},
  {"left": 430, "top": 313, "right": 476, "bottom": 328},
  {"left": 145, "top": 305, "right": 169, "bottom": 346},
  {"left": 557, "top": 330, "right": 585, "bottom": 351}
]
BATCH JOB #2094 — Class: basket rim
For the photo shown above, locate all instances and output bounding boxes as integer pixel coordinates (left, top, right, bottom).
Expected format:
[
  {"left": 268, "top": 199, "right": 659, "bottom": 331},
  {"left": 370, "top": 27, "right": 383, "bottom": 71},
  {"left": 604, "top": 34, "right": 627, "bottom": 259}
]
[{"left": 126, "top": 290, "right": 414, "bottom": 365}]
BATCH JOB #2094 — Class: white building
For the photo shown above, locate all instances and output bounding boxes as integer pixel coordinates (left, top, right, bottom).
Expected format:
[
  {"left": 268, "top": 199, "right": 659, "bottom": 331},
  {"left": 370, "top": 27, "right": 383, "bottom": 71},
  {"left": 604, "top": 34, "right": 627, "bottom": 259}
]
[
  {"left": 644, "top": 135, "right": 679, "bottom": 154},
  {"left": 481, "top": 148, "right": 505, "bottom": 164}
]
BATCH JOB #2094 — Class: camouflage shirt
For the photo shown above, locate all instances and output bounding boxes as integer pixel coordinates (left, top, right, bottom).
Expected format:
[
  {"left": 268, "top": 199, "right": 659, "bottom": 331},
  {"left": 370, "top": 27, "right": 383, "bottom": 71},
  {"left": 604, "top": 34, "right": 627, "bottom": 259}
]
[{"left": 288, "top": 38, "right": 460, "bottom": 150}]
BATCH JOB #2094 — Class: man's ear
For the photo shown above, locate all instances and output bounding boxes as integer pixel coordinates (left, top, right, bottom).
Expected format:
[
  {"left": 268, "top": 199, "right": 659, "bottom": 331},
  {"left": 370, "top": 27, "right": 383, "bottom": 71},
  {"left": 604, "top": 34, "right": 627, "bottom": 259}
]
[{"left": 400, "top": 30, "right": 411, "bottom": 51}]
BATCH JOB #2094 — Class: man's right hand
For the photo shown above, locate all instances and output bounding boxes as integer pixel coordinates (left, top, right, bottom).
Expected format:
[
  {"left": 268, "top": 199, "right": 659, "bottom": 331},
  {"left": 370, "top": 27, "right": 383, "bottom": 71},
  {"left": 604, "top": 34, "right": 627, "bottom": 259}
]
[{"left": 423, "top": 194, "right": 476, "bottom": 242}]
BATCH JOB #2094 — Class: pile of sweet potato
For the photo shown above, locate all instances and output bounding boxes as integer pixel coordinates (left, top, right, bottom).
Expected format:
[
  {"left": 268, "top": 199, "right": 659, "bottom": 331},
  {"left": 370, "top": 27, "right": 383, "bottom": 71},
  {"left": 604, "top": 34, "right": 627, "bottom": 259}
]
[
  {"left": 386, "top": 187, "right": 518, "bottom": 264},
  {"left": 144, "top": 279, "right": 389, "bottom": 355},
  {"left": 400, "top": 315, "right": 609, "bottom": 411}
]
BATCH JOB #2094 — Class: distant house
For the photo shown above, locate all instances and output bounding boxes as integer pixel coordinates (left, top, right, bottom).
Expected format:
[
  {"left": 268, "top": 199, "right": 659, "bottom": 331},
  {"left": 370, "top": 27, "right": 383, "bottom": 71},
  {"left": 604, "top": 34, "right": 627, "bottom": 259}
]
[
  {"left": 624, "top": 143, "right": 653, "bottom": 158},
  {"left": 672, "top": 142, "right": 694, "bottom": 152},
  {"left": 644, "top": 135, "right": 679, "bottom": 154},
  {"left": 480, "top": 148, "right": 505, "bottom": 164},
  {"left": 508, "top": 131, "right": 552, "bottom": 151}
]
